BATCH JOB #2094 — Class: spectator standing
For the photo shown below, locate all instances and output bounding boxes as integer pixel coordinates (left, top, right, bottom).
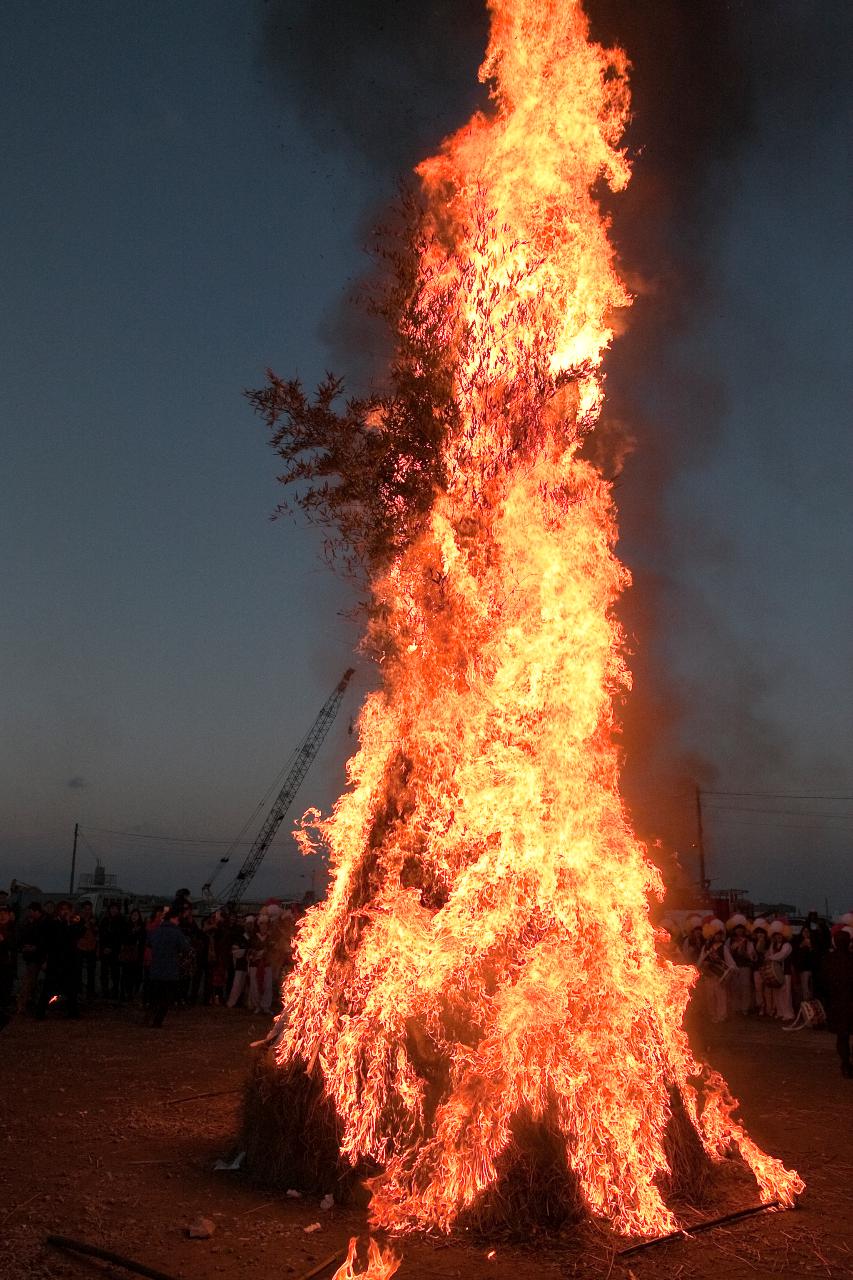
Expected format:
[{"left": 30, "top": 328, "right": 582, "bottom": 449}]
[
  {"left": 0, "top": 903, "right": 17, "bottom": 1021},
  {"left": 226, "top": 915, "right": 251, "bottom": 1008},
  {"left": 221, "top": 910, "right": 240, "bottom": 996},
  {"left": 248, "top": 913, "right": 272, "bottom": 1013},
  {"left": 765, "top": 923, "right": 794, "bottom": 1021},
  {"left": 823, "top": 929, "right": 853, "bottom": 1078},
  {"left": 171, "top": 888, "right": 192, "bottom": 919},
  {"left": 76, "top": 901, "right": 98, "bottom": 1002},
  {"left": 120, "top": 909, "right": 146, "bottom": 1002},
  {"left": 176, "top": 906, "right": 201, "bottom": 1005},
  {"left": 36, "top": 902, "right": 82, "bottom": 1019},
  {"left": 265, "top": 903, "right": 293, "bottom": 1008},
  {"left": 698, "top": 919, "right": 735, "bottom": 1023},
  {"left": 805, "top": 909, "right": 831, "bottom": 958},
  {"left": 144, "top": 907, "right": 191, "bottom": 1028},
  {"left": 792, "top": 925, "right": 816, "bottom": 1004},
  {"left": 751, "top": 920, "right": 770, "bottom": 1015},
  {"left": 142, "top": 907, "right": 164, "bottom": 1008},
  {"left": 726, "top": 916, "right": 755, "bottom": 1015},
  {"left": 99, "top": 904, "right": 125, "bottom": 999},
  {"left": 17, "top": 902, "right": 46, "bottom": 1013},
  {"left": 186, "top": 911, "right": 209, "bottom": 1005},
  {"left": 806, "top": 912, "right": 831, "bottom": 1005},
  {"left": 208, "top": 911, "right": 231, "bottom": 1005},
  {"left": 681, "top": 915, "right": 704, "bottom": 966}
]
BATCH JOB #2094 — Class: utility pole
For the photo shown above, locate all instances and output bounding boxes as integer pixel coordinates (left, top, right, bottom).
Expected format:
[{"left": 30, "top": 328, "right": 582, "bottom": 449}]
[
  {"left": 694, "top": 786, "right": 707, "bottom": 895},
  {"left": 69, "top": 822, "right": 79, "bottom": 895}
]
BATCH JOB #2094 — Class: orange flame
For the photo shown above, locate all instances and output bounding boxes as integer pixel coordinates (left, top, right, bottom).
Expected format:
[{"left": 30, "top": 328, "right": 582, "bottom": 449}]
[
  {"left": 331, "top": 1238, "right": 401, "bottom": 1280},
  {"left": 276, "top": 0, "right": 802, "bottom": 1238}
]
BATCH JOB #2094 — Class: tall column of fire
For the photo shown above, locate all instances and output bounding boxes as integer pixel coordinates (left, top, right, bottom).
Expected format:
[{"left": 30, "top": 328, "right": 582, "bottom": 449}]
[{"left": 258, "top": 0, "right": 802, "bottom": 1241}]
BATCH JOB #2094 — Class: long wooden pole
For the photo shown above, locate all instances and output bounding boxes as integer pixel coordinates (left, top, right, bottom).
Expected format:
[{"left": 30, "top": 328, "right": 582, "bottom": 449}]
[{"left": 46, "top": 1235, "right": 178, "bottom": 1280}]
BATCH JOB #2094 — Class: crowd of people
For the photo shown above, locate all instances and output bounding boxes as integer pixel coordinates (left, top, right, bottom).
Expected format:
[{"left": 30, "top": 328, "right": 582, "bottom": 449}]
[
  {"left": 0, "top": 887, "right": 296, "bottom": 1030},
  {"left": 662, "top": 909, "right": 853, "bottom": 1075},
  {"left": 3, "top": 887, "right": 851, "bottom": 1075}
]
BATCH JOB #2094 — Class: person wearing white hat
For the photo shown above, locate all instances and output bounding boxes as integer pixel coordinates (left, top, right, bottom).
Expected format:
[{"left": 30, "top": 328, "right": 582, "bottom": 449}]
[
  {"left": 763, "top": 921, "right": 794, "bottom": 1021},
  {"left": 681, "top": 915, "right": 705, "bottom": 967},
  {"left": 698, "top": 919, "right": 735, "bottom": 1023},
  {"left": 726, "top": 915, "right": 755, "bottom": 1015}
]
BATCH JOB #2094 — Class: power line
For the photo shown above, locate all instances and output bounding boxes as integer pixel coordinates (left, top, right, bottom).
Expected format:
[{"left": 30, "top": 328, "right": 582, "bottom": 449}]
[
  {"left": 80, "top": 825, "right": 300, "bottom": 848},
  {"left": 703, "top": 804, "right": 853, "bottom": 820},
  {"left": 702, "top": 812, "right": 852, "bottom": 833},
  {"left": 701, "top": 789, "right": 853, "bottom": 800}
]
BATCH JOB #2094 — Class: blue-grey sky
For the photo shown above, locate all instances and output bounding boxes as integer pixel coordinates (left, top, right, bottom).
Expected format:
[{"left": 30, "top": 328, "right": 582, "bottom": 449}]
[{"left": 1, "top": 2, "right": 850, "bottom": 910}]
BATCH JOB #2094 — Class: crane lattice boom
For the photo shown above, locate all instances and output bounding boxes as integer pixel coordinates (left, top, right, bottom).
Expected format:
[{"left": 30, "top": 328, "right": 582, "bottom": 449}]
[{"left": 221, "top": 668, "right": 354, "bottom": 903}]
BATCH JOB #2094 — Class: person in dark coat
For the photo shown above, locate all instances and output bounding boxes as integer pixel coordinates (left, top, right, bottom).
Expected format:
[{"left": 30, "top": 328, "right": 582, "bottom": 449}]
[
  {"left": 822, "top": 929, "right": 853, "bottom": 1077},
  {"left": 35, "top": 902, "right": 82, "bottom": 1019},
  {"left": 0, "top": 904, "right": 17, "bottom": 1026},
  {"left": 76, "top": 900, "right": 99, "bottom": 1001},
  {"left": 17, "top": 901, "right": 47, "bottom": 1013},
  {"left": 144, "top": 906, "right": 192, "bottom": 1027},
  {"left": 119, "top": 908, "right": 146, "bottom": 1002},
  {"left": 99, "top": 903, "right": 125, "bottom": 999}
]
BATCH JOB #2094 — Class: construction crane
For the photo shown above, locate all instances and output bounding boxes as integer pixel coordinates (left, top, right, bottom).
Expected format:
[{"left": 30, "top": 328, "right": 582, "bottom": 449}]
[{"left": 213, "top": 668, "right": 355, "bottom": 905}]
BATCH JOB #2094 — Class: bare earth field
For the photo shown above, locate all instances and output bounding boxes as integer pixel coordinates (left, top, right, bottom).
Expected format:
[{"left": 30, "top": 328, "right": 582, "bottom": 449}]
[{"left": 1, "top": 1005, "right": 851, "bottom": 1280}]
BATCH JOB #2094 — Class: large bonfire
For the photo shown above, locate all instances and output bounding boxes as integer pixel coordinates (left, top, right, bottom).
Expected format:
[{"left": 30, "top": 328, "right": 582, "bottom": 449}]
[{"left": 248, "top": 0, "right": 802, "bottom": 1253}]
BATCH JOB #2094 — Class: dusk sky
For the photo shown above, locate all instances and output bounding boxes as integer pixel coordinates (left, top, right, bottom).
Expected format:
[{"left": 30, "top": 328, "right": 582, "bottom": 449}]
[{"left": 2, "top": 2, "right": 850, "bottom": 910}]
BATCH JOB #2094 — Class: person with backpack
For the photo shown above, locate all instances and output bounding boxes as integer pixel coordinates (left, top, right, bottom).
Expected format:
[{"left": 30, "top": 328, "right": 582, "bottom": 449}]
[{"left": 764, "top": 923, "right": 794, "bottom": 1022}]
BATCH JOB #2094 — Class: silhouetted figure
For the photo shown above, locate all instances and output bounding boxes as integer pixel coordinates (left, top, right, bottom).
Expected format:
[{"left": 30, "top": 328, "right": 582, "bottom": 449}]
[
  {"left": 823, "top": 931, "right": 853, "bottom": 1078},
  {"left": 144, "top": 907, "right": 191, "bottom": 1027},
  {"left": 36, "top": 902, "right": 82, "bottom": 1019},
  {"left": 99, "top": 903, "right": 125, "bottom": 999},
  {"left": 171, "top": 887, "right": 192, "bottom": 918},
  {"left": 0, "top": 903, "right": 16, "bottom": 1025},
  {"left": 17, "top": 901, "right": 46, "bottom": 1013},
  {"left": 120, "top": 908, "right": 146, "bottom": 1001},
  {"left": 76, "top": 900, "right": 98, "bottom": 1001}
]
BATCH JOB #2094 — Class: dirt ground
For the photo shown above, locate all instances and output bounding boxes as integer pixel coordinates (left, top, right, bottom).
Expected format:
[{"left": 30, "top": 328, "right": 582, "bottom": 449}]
[{"left": 1, "top": 1004, "right": 851, "bottom": 1280}]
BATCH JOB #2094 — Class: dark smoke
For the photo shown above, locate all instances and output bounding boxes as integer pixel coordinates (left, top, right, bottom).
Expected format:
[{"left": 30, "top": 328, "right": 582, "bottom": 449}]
[
  {"left": 258, "top": 0, "right": 489, "bottom": 174},
  {"left": 256, "top": 0, "right": 489, "bottom": 384},
  {"left": 585, "top": 1, "right": 853, "bottom": 866},
  {"left": 582, "top": 1, "right": 756, "bottom": 862}
]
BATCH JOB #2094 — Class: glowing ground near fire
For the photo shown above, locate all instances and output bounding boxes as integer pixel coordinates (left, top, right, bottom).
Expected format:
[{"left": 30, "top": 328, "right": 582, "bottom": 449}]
[{"left": 249, "top": 0, "right": 802, "bottom": 1271}]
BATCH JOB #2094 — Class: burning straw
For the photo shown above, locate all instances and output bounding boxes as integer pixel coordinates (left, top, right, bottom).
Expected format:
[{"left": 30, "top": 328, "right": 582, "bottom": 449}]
[{"left": 243, "top": 0, "right": 802, "bottom": 1244}]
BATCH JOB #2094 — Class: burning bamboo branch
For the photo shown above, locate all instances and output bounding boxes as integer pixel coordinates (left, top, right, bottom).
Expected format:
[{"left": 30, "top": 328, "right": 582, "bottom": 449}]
[{"left": 244, "top": 0, "right": 803, "bottom": 1243}]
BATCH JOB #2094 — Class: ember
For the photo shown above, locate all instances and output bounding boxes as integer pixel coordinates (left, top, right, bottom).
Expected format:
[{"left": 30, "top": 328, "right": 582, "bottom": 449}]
[{"left": 253, "top": 0, "right": 803, "bottom": 1246}]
